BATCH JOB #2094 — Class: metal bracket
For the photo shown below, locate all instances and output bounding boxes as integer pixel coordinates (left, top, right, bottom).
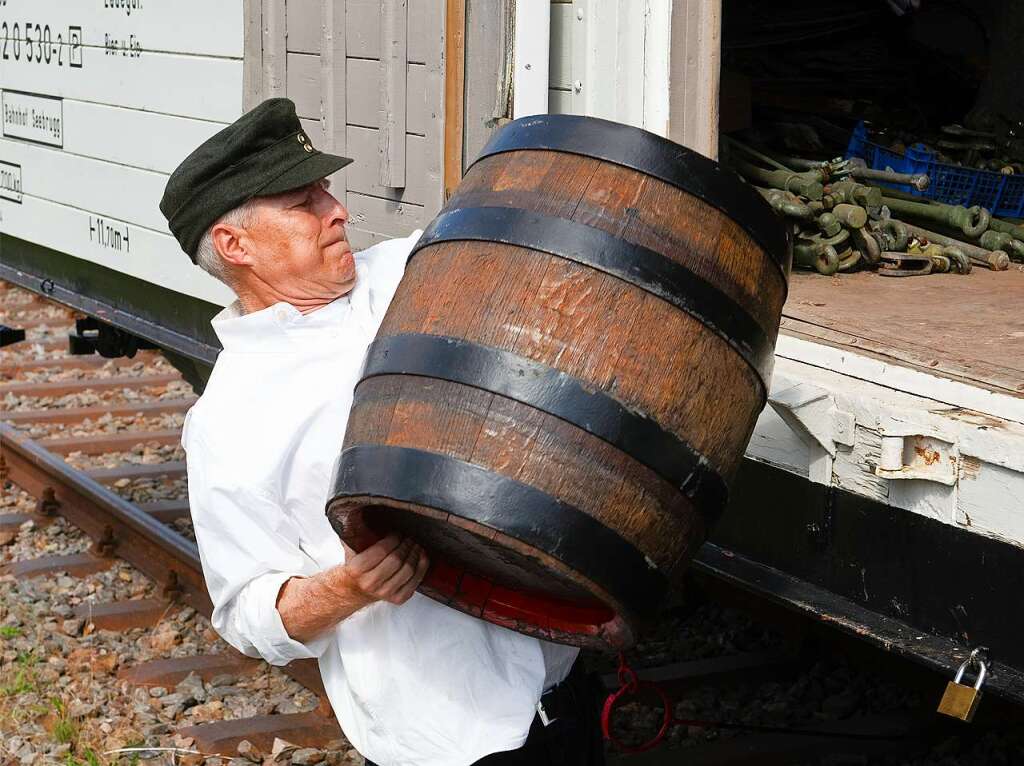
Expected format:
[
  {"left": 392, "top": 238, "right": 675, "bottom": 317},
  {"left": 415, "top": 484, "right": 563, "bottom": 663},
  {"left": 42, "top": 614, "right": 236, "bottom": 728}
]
[
  {"left": 876, "top": 433, "right": 959, "bottom": 485},
  {"left": 768, "top": 382, "right": 855, "bottom": 458},
  {"left": 90, "top": 525, "right": 118, "bottom": 558},
  {"left": 35, "top": 487, "right": 61, "bottom": 517},
  {"left": 162, "top": 570, "right": 184, "bottom": 602},
  {"left": 69, "top": 317, "right": 159, "bottom": 358}
]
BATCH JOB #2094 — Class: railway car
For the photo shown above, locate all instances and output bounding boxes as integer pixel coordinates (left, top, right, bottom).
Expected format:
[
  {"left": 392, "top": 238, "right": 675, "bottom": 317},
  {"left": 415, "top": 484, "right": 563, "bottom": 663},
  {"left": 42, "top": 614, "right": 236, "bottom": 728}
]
[{"left": 2, "top": 0, "right": 1023, "bottom": 708}]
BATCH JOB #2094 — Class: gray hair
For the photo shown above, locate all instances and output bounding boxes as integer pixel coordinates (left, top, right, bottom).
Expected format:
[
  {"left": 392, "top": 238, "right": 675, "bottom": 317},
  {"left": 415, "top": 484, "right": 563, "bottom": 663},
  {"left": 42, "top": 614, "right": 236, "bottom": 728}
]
[{"left": 194, "top": 200, "right": 258, "bottom": 285}]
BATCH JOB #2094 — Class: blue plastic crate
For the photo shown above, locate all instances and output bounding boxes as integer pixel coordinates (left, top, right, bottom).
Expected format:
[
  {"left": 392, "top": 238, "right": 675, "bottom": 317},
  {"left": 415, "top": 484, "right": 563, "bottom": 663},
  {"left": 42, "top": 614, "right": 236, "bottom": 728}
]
[{"left": 844, "top": 121, "right": 1024, "bottom": 218}]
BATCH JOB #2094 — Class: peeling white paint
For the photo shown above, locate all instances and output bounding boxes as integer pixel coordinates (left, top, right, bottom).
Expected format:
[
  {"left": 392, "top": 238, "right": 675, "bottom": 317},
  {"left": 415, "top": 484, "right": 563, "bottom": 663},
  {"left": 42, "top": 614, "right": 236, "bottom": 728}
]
[{"left": 749, "top": 351, "right": 1024, "bottom": 551}]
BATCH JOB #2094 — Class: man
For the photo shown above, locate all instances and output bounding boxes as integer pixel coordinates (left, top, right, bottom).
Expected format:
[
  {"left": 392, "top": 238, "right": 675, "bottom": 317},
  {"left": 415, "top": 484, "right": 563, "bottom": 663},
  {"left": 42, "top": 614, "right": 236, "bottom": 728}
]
[{"left": 160, "top": 98, "right": 604, "bottom": 765}]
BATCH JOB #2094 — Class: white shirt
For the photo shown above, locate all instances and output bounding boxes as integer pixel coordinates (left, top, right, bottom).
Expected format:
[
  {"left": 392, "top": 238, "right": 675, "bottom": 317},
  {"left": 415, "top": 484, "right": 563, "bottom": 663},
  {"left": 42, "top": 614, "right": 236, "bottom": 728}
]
[{"left": 182, "top": 231, "right": 578, "bottom": 766}]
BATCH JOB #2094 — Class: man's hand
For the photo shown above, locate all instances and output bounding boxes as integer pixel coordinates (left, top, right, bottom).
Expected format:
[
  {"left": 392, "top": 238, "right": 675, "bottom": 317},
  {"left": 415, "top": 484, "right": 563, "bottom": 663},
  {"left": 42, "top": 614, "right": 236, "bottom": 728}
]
[
  {"left": 338, "top": 534, "right": 431, "bottom": 608},
  {"left": 276, "top": 534, "right": 430, "bottom": 643}
]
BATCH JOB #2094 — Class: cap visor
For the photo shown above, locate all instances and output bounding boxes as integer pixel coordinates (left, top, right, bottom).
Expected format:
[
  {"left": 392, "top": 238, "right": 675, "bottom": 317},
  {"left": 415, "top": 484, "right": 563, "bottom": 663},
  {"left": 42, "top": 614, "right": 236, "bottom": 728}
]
[{"left": 258, "top": 152, "right": 354, "bottom": 196}]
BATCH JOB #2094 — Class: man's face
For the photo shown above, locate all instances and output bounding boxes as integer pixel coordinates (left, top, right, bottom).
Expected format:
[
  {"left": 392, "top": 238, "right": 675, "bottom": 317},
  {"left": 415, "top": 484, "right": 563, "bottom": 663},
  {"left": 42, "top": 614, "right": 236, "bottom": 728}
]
[{"left": 240, "top": 179, "right": 355, "bottom": 304}]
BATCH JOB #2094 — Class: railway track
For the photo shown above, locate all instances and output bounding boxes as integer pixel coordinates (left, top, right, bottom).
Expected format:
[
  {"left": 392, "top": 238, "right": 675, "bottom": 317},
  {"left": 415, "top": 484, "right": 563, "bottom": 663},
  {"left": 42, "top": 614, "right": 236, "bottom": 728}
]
[
  {"left": 3, "top": 281, "right": 1023, "bottom": 765},
  {"left": 1, "top": 282, "right": 341, "bottom": 763}
]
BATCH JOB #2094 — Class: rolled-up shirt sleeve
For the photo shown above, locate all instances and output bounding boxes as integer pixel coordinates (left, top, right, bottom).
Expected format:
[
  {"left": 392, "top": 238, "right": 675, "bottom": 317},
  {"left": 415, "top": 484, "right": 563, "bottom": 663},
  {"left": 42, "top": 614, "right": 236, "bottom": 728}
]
[{"left": 184, "top": 431, "right": 333, "bottom": 665}]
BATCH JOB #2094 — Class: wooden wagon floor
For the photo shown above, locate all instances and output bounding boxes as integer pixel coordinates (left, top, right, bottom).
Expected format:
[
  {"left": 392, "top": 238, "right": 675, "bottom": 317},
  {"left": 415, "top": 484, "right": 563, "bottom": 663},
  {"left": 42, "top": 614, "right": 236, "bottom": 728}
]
[{"left": 780, "top": 267, "right": 1024, "bottom": 400}]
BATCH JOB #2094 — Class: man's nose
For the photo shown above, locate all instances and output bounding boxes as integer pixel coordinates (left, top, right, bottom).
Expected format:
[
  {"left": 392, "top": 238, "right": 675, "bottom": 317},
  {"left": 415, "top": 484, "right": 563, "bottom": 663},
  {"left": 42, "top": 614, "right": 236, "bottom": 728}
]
[{"left": 321, "top": 189, "right": 349, "bottom": 227}]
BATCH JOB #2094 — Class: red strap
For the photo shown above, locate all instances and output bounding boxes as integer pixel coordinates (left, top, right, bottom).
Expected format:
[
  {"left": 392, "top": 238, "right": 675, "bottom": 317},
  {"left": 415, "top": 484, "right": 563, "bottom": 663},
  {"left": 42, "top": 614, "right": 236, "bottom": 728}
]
[{"left": 600, "top": 652, "right": 672, "bottom": 754}]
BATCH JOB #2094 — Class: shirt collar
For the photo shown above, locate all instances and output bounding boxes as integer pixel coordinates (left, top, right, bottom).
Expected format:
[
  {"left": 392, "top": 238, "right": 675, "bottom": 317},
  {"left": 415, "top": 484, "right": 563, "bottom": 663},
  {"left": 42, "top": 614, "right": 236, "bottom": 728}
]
[{"left": 212, "top": 262, "right": 371, "bottom": 352}]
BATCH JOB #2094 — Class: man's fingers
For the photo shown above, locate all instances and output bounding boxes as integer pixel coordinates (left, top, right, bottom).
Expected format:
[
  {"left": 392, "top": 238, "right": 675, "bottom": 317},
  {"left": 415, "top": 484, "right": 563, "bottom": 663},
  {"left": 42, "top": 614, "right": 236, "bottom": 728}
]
[
  {"left": 360, "top": 537, "right": 417, "bottom": 590},
  {"left": 348, "top": 533, "right": 403, "bottom": 574},
  {"left": 386, "top": 548, "right": 431, "bottom": 605},
  {"left": 377, "top": 541, "right": 420, "bottom": 593}
]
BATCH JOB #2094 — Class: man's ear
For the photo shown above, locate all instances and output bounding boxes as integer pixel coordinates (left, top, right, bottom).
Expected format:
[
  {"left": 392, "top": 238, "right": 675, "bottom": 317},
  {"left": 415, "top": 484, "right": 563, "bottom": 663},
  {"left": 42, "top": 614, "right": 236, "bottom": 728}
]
[{"left": 211, "top": 223, "right": 252, "bottom": 268}]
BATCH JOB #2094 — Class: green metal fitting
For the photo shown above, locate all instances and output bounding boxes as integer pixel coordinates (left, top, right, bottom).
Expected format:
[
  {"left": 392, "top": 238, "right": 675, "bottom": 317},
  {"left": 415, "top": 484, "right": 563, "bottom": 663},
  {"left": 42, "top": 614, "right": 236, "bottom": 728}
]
[
  {"left": 899, "top": 220, "right": 1009, "bottom": 270},
  {"left": 823, "top": 180, "right": 882, "bottom": 208},
  {"left": 881, "top": 196, "right": 991, "bottom": 238},
  {"left": 1006, "top": 240, "right": 1024, "bottom": 262},
  {"left": 794, "top": 240, "right": 841, "bottom": 276},
  {"left": 832, "top": 204, "right": 867, "bottom": 229},
  {"left": 734, "top": 158, "right": 824, "bottom": 200},
  {"left": 868, "top": 218, "right": 910, "bottom": 252},
  {"left": 942, "top": 246, "right": 972, "bottom": 274},
  {"left": 978, "top": 230, "right": 1014, "bottom": 253},
  {"left": 851, "top": 227, "right": 881, "bottom": 266},
  {"left": 817, "top": 212, "right": 842, "bottom": 237},
  {"left": 987, "top": 219, "right": 1024, "bottom": 239},
  {"left": 756, "top": 187, "right": 815, "bottom": 220},
  {"left": 837, "top": 247, "right": 863, "bottom": 273},
  {"left": 909, "top": 242, "right": 950, "bottom": 273},
  {"left": 846, "top": 157, "right": 929, "bottom": 191}
]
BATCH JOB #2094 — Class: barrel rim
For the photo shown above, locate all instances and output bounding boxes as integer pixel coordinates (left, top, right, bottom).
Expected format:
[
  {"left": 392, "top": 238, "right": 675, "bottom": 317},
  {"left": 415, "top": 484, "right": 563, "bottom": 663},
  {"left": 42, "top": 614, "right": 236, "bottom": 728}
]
[
  {"left": 357, "top": 333, "right": 729, "bottom": 521},
  {"left": 471, "top": 113, "right": 792, "bottom": 288},
  {"left": 409, "top": 205, "right": 776, "bottom": 393},
  {"left": 329, "top": 443, "right": 669, "bottom": 620}
]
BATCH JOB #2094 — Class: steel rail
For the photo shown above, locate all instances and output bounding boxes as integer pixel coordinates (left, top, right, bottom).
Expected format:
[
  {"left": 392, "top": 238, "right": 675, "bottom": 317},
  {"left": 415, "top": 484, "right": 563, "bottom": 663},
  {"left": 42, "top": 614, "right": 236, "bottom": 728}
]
[
  {"left": 0, "top": 420, "right": 211, "bottom": 615},
  {"left": 0, "top": 416, "right": 328, "bottom": 712},
  {"left": 693, "top": 544, "right": 1024, "bottom": 704}
]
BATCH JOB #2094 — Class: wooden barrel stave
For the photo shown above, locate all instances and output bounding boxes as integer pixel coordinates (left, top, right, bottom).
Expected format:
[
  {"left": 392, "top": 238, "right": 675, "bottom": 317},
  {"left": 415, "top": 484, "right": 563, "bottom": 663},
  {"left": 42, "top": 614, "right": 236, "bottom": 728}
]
[
  {"left": 377, "top": 242, "right": 764, "bottom": 481},
  {"left": 343, "top": 374, "right": 702, "bottom": 578},
  {"left": 453, "top": 151, "right": 787, "bottom": 339}
]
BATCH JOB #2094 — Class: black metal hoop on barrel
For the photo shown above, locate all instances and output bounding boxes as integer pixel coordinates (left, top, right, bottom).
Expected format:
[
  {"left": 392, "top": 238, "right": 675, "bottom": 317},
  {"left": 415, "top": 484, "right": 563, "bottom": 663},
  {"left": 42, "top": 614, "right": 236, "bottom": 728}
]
[
  {"left": 410, "top": 205, "right": 776, "bottom": 391},
  {"left": 331, "top": 444, "right": 670, "bottom": 619},
  {"left": 357, "top": 333, "right": 728, "bottom": 520},
  {"left": 470, "top": 113, "right": 792, "bottom": 283}
]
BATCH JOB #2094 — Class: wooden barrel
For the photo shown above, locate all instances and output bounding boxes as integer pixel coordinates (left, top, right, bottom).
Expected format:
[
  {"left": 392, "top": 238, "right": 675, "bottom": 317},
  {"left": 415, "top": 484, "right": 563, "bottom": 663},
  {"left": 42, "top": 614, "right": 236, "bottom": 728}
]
[{"left": 327, "top": 115, "right": 790, "bottom": 650}]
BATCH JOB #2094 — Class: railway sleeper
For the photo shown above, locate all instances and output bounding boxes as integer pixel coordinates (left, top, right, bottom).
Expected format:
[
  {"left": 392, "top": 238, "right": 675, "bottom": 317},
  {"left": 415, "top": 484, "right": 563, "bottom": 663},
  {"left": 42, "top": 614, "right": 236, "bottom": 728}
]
[
  {"left": 177, "top": 712, "right": 344, "bottom": 756},
  {"left": 72, "top": 597, "right": 175, "bottom": 631}
]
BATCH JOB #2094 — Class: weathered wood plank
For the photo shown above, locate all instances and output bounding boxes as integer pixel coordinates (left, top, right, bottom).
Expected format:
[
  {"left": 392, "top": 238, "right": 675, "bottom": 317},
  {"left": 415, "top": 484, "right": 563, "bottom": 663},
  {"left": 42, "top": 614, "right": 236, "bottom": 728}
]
[
  {"left": 287, "top": 0, "right": 323, "bottom": 53},
  {"left": 511, "top": 0, "right": 550, "bottom": 118},
  {"left": 346, "top": 127, "right": 428, "bottom": 204},
  {"left": 59, "top": 102, "right": 225, "bottom": 175},
  {"left": 261, "top": 0, "right": 288, "bottom": 97},
  {"left": 412, "top": 0, "right": 446, "bottom": 215},
  {"left": 345, "top": 192, "right": 427, "bottom": 243},
  {"left": 0, "top": 194, "right": 234, "bottom": 308},
  {"left": 1, "top": 400, "right": 195, "bottom": 426},
  {"left": 86, "top": 461, "right": 187, "bottom": 483},
  {"left": 462, "top": 0, "right": 508, "bottom": 166},
  {"left": 321, "top": 0, "right": 348, "bottom": 196},
  {"left": 347, "top": 0, "right": 432, "bottom": 63},
  {"left": 668, "top": 0, "right": 721, "bottom": 158},
  {"left": 0, "top": 52, "right": 243, "bottom": 123},
  {"left": 0, "top": 373, "right": 180, "bottom": 399},
  {"left": 243, "top": 0, "right": 264, "bottom": 110},
  {"left": 378, "top": 0, "right": 409, "bottom": 188},
  {"left": 443, "top": 0, "right": 467, "bottom": 199},
  {"left": 299, "top": 119, "right": 322, "bottom": 144},
  {"left": 347, "top": 60, "right": 428, "bottom": 135},
  {"left": 1, "top": 139, "right": 171, "bottom": 233},
  {"left": 287, "top": 52, "right": 322, "bottom": 119},
  {"left": 0, "top": 1, "right": 244, "bottom": 57},
  {"left": 40, "top": 429, "right": 183, "bottom": 456}
]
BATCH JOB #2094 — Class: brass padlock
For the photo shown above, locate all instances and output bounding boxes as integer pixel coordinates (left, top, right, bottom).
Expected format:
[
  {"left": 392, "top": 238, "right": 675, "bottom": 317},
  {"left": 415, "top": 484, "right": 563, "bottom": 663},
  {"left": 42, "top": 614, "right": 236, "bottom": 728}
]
[{"left": 937, "top": 654, "right": 987, "bottom": 722}]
